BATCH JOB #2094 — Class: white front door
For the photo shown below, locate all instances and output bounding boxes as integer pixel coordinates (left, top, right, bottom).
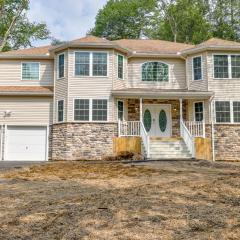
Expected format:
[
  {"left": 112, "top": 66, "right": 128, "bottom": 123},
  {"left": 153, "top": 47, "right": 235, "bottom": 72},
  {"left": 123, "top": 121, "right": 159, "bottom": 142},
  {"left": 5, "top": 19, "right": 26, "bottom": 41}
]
[
  {"left": 5, "top": 126, "right": 48, "bottom": 161},
  {"left": 143, "top": 104, "right": 172, "bottom": 137}
]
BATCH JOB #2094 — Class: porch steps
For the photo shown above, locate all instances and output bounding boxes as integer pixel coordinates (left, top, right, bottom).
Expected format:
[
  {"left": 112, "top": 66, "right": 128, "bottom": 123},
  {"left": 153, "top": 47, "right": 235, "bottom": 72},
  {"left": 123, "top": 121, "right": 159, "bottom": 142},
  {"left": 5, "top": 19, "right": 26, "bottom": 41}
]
[{"left": 148, "top": 138, "right": 192, "bottom": 160}]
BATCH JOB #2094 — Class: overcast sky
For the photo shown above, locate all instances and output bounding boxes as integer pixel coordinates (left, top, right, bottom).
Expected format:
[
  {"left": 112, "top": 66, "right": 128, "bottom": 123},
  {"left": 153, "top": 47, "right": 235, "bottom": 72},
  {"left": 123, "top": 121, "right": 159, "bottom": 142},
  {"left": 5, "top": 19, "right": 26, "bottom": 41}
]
[{"left": 28, "top": 0, "right": 107, "bottom": 46}]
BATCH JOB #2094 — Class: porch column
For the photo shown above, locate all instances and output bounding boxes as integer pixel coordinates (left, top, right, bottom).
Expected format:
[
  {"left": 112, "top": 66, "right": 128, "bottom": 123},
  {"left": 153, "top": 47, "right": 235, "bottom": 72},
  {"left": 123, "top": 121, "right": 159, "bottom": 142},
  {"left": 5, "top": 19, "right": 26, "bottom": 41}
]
[
  {"left": 179, "top": 98, "right": 183, "bottom": 121},
  {"left": 140, "top": 98, "right": 143, "bottom": 122}
]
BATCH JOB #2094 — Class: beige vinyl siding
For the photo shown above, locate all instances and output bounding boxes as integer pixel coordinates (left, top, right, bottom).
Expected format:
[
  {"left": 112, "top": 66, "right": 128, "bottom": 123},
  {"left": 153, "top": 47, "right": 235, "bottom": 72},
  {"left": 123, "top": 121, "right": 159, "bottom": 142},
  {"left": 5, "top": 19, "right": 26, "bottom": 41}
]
[
  {"left": 187, "top": 99, "right": 210, "bottom": 123},
  {"left": 0, "top": 96, "right": 53, "bottom": 125},
  {"left": 188, "top": 52, "right": 208, "bottom": 91},
  {"left": 207, "top": 51, "right": 240, "bottom": 100},
  {"left": 113, "top": 50, "right": 127, "bottom": 90},
  {"left": 127, "top": 58, "right": 187, "bottom": 89},
  {"left": 0, "top": 59, "right": 53, "bottom": 86},
  {"left": 67, "top": 49, "right": 114, "bottom": 121},
  {"left": 54, "top": 51, "right": 68, "bottom": 123}
]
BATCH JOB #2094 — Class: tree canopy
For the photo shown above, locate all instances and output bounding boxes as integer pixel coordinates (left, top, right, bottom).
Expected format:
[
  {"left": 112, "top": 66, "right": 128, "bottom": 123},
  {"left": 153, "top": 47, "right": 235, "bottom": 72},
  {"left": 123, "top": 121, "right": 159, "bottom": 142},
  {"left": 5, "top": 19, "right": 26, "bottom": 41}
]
[
  {"left": 0, "top": 0, "right": 50, "bottom": 52},
  {"left": 90, "top": 0, "right": 240, "bottom": 44}
]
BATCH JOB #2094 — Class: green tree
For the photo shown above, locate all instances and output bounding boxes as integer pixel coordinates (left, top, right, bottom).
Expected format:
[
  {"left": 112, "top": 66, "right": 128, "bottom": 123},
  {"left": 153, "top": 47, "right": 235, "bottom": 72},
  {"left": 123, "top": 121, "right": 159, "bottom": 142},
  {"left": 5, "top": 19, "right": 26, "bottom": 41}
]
[
  {"left": 210, "top": 0, "right": 240, "bottom": 40},
  {"left": 0, "top": 0, "right": 50, "bottom": 51},
  {"left": 148, "top": 0, "right": 211, "bottom": 44},
  {"left": 90, "top": 0, "right": 156, "bottom": 40}
]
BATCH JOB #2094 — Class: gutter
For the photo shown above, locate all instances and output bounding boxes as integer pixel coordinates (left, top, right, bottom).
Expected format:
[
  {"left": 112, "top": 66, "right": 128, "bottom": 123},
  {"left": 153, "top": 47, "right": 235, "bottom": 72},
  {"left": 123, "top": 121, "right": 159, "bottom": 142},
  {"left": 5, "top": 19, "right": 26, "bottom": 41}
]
[
  {"left": 0, "top": 92, "right": 53, "bottom": 96},
  {"left": 0, "top": 54, "right": 53, "bottom": 59}
]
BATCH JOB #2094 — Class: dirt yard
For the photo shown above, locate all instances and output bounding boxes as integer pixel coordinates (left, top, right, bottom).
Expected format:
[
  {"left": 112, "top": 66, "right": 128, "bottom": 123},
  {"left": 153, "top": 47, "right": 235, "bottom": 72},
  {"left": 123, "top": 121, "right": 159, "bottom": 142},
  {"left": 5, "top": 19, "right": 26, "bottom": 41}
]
[{"left": 0, "top": 160, "right": 240, "bottom": 240}]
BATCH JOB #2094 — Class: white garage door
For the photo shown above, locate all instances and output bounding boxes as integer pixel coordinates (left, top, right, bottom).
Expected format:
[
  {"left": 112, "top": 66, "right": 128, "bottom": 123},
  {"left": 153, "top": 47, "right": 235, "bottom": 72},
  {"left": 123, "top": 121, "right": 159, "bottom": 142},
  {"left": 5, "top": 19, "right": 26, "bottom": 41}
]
[{"left": 6, "top": 126, "right": 48, "bottom": 161}]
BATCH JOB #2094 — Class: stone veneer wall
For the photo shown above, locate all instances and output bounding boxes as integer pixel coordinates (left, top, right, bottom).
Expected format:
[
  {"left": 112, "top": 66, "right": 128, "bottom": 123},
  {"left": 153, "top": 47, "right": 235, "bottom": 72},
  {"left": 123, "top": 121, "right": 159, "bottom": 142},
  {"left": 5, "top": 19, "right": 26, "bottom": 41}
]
[
  {"left": 127, "top": 99, "right": 188, "bottom": 137},
  {"left": 214, "top": 124, "right": 240, "bottom": 161},
  {"left": 52, "top": 123, "right": 118, "bottom": 160}
]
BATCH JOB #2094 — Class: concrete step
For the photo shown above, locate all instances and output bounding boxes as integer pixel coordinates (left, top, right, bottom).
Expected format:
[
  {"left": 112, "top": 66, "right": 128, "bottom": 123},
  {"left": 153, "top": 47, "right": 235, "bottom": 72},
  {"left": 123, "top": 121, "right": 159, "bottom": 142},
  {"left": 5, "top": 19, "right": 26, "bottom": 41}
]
[{"left": 149, "top": 154, "right": 192, "bottom": 159}]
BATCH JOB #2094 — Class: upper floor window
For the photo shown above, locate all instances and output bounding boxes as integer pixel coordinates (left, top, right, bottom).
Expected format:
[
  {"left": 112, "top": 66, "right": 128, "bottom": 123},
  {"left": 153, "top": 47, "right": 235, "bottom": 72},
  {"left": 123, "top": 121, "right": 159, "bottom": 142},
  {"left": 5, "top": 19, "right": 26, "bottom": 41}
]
[
  {"left": 231, "top": 55, "right": 240, "bottom": 78},
  {"left": 214, "top": 55, "right": 229, "bottom": 78},
  {"left": 117, "top": 55, "right": 124, "bottom": 79},
  {"left": 58, "top": 54, "right": 65, "bottom": 79},
  {"left": 22, "top": 62, "right": 39, "bottom": 80},
  {"left": 57, "top": 100, "right": 64, "bottom": 122},
  {"left": 214, "top": 54, "right": 240, "bottom": 79},
  {"left": 142, "top": 62, "right": 168, "bottom": 82},
  {"left": 75, "top": 52, "right": 108, "bottom": 77},
  {"left": 193, "top": 56, "right": 202, "bottom": 80}
]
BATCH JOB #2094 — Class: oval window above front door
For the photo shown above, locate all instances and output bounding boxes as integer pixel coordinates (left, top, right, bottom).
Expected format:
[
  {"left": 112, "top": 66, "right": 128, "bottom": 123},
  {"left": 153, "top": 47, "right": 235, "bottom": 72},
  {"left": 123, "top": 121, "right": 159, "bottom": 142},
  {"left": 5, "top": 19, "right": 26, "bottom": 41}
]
[
  {"left": 159, "top": 110, "right": 167, "bottom": 132},
  {"left": 143, "top": 109, "right": 152, "bottom": 132}
]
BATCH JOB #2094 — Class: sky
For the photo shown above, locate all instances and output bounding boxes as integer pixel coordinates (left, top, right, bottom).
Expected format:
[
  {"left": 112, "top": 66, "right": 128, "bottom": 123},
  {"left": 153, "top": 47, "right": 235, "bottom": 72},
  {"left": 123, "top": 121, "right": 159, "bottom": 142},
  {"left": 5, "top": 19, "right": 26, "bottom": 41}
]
[{"left": 28, "top": 0, "right": 108, "bottom": 46}]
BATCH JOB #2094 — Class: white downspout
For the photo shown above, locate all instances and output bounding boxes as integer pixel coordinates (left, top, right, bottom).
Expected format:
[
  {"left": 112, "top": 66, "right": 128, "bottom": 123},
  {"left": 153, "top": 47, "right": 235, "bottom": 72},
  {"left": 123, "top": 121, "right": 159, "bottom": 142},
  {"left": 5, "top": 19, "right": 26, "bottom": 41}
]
[{"left": 210, "top": 97, "right": 215, "bottom": 161}]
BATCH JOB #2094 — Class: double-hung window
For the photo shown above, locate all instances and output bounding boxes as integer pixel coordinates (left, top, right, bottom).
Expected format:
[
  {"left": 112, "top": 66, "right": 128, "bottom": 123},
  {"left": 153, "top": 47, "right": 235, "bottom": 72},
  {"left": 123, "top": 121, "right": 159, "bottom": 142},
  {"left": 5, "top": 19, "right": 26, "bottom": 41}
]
[
  {"left": 75, "top": 52, "right": 90, "bottom": 76},
  {"left": 74, "top": 99, "right": 90, "bottom": 121},
  {"left": 57, "top": 100, "right": 64, "bottom": 122},
  {"left": 231, "top": 55, "right": 240, "bottom": 78},
  {"left": 74, "top": 99, "right": 108, "bottom": 121},
  {"left": 214, "top": 55, "right": 240, "bottom": 79},
  {"left": 215, "top": 101, "right": 231, "bottom": 123},
  {"left": 193, "top": 56, "right": 202, "bottom": 80},
  {"left": 92, "top": 53, "right": 108, "bottom": 76},
  {"left": 194, "top": 102, "right": 204, "bottom": 121},
  {"left": 58, "top": 54, "right": 65, "bottom": 79},
  {"left": 75, "top": 52, "right": 108, "bottom": 77},
  {"left": 233, "top": 101, "right": 240, "bottom": 123},
  {"left": 92, "top": 99, "right": 108, "bottom": 121},
  {"left": 22, "top": 62, "right": 39, "bottom": 80},
  {"left": 117, "top": 55, "right": 124, "bottom": 79}
]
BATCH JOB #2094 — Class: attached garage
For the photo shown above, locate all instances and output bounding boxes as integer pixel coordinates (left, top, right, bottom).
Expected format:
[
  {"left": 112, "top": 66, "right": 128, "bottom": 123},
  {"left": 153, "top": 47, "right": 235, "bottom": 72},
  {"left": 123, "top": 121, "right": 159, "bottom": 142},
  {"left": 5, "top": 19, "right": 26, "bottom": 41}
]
[{"left": 5, "top": 126, "right": 48, "bottom": 161}]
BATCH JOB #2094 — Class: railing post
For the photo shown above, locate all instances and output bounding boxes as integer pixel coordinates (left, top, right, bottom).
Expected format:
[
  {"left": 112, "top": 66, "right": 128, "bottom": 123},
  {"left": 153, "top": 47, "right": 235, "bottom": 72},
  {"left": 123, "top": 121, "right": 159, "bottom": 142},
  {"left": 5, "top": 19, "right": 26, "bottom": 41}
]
[
  {"left": 118, "top": 119, "right": 121, "bottom": 137},
  {"left": 203, "top": 120, "right": 206, "bottom": 138}
]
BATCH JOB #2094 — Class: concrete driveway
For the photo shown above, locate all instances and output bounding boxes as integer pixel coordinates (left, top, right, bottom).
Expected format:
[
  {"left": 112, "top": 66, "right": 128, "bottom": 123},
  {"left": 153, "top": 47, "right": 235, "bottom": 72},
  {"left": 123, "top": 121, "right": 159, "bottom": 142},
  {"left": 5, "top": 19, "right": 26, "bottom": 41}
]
[{"left": 0, "top": 161, "right": 47, "bottom": 172}]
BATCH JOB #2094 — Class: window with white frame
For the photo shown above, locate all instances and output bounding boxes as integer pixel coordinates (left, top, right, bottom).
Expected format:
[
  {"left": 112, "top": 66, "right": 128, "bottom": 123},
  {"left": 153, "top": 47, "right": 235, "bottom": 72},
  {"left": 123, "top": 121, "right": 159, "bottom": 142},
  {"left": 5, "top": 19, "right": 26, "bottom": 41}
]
[
  {"left": 58, "top": 54, "right": 65, "bottom": 78},
  {"left": 142, "top": 62, "right": 169, "bottom": 82},
  {"left": 233, "top": 101, "right": 240, "bottom": 122},
  {"left": 22, "top": 62, "right": 39, "bottom": 80},
  {"left": 118, "top": 55, "right": 124, "bottom": 79},
  {"left": 57, "top": 100, "right": 64, "bottom": 122},
  {"left": 231, "top": 55, "right": 240, "bottom": 78},
  {"left": 214, "top": 54, "right": 240, "bottom": 79},
  {"left": 215, "top": 101, "right": 231, "bottom": 123},
  {"left": 117, "top": 100, "right": 124, "bottom": 120},
  {"left": 92, "top": 53, "right": 108, "bottom": 76},
  {"left": 193, "top": 56, "right": 202, "bottom": 80},
  {"left": 92, "top": 99, "right": 108, "bottom": 121},
  {"left": 194, "top": 102, "right": 204, "bottom": 121},
  {"left": 75, "top": 52, "right": 90, "bottom": 76},
  {"left": 74, "top": 99, "right": 108, "bottom": 121},
  {"left": 74, "top": 99, "right": 90, "bottom": 121},
  {"left": 75, "top": 52, "right": 108, "bottom": 77},
  {"left": 214, "top": 55, "right": 229, "bottom": 78}
]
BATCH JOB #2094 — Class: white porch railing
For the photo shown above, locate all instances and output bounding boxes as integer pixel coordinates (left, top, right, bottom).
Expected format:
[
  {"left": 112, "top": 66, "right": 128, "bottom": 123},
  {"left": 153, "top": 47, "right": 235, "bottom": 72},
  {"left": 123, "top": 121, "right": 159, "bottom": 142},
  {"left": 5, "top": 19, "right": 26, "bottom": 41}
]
[
  {"left": 118, "top": 120, "right": 149, "bottom": 158},
  {"left": 118, "top": 120, "right": 141, "bottom": 136},
  {"left": 184, "top": 121, "right": 205, "bottom": 137},
  {"left": 140, "top": 121, "right": 150, "bottom": 158},
  {"left": 180, "top": 120, "right": 195, "bottom": 157}
]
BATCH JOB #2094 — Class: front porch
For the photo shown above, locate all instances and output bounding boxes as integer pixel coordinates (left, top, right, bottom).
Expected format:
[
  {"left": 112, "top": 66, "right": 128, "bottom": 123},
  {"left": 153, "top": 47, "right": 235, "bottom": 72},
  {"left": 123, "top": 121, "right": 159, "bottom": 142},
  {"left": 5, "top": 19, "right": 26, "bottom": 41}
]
[{"left": 113, "top": 89, "right": 214, "bottom": 160}]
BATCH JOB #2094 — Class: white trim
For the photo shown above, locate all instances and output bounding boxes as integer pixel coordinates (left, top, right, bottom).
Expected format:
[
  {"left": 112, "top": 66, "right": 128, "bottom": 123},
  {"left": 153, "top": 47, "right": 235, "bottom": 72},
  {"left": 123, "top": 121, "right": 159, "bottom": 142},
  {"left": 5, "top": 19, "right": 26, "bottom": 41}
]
[
  {"left": 193, "top": 101, "right": 205, "bottom": 121},
  {"left": 117, "top": 100, "right": 124, "bottom": 120},
  {"left": 74, "top": 51, "right": 109, "bottom": 78},
  {"left": 117, "top": 54, "right": 124, "bottom": 80},
  {"left": 57, "top": 52, "right": 65, "bottom": 80},
  {"left": 213, "top": 53, "right": 240, "bottom": 79},
  {"left": 57, "top": 99, "right": 64, "bottom": 123},
  {"left": 141, "top": 61, "right": 170, "bottom": 83},
  {"left": 21, "top": 62, "right": 40, "bottom": 81},
  {"left": 73, "top": 97, "right": 109, "bottom": 123},
  {"left": 192, "top": 55, "right": 203, "bottom": 81}
]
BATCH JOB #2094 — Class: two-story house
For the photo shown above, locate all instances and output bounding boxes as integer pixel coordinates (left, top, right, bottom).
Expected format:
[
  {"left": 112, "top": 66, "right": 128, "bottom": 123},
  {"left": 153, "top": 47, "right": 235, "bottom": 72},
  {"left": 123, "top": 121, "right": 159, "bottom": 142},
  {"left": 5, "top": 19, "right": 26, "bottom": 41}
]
[{"left": 0, "top": 36, "right": 239, "bottom": 161}]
